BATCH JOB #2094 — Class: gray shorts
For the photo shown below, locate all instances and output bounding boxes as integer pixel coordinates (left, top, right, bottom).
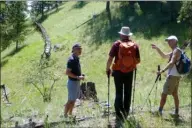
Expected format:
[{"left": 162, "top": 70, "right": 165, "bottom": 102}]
[{"left": 67, "top": 79, "right": 80, "bottom": 101}]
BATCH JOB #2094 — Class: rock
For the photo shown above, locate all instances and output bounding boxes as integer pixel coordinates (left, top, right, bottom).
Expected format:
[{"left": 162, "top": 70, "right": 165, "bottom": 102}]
[{"left": 53, "top": 44, "right": 65, "bottom": 52}]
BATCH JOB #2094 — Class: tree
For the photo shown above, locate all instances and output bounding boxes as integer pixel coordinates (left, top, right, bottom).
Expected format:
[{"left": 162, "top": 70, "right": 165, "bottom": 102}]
[
  {"left": 26, "top": 59, "right": 60, "bottom": 102},
  {"left": 5, "top": 1, "right": 27, "bottom": 51},
  {"left": 0, "top": 1, "right": 13, "bottom": 51},
  {"left": 106, "top": 1, "right": 110, "bottom": 12},
  {"left": 106, "top": 1, "right": 112, "bottom": 28},
  {"left": 178, "top": 1, "right": 192, "bottom": 49},
  {"left": 31, "top": 1, "right": 46, "bottom": 19}
]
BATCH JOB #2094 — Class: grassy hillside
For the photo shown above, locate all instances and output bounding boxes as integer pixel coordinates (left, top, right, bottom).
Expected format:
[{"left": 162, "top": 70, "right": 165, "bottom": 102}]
[{"left": 1, "top": 2, "right": 191, "bottom": 128}]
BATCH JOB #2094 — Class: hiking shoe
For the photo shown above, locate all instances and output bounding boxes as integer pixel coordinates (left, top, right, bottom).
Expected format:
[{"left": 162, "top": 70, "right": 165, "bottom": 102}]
[
  {"left": 169, "top": 112, "right": 179, "bottom": 118},
  {"left": 64, "top": 114, "right": 68, "bottom": 118},
  {"left": 152, "top": 110, "right": 162, "bottom": 117},
  {"left": 68, "top": 115, "right": 76, "bottom": 121}
]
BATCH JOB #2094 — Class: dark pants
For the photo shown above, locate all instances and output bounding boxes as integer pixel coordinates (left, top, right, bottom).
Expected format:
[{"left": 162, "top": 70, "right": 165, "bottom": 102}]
[{"left": 113, "top": 70, "right": 133, "bottom": 120}]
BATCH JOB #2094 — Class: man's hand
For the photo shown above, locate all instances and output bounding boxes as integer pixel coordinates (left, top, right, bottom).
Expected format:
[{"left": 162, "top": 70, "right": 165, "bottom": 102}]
[
  {"left": 157, "top": 70, "right": 164, "bottom": 75},
  {"left": 77, "top": 75, "right": 85, "bottom": 80},
  {"left": 151, "top": 44, "right": 159, "bottom": 50},
  {"left": 106, "top": 69, "right": 111, "bottom": 77}
]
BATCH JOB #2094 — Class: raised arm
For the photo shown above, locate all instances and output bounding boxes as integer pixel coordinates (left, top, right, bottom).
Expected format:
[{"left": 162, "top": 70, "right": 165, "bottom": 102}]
[{"left": 151, "top": 44, "right": 171, "bottom": 59}]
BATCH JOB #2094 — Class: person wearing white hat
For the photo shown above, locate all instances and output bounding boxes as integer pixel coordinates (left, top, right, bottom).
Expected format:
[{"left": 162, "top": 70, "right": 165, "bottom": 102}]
[
  {"left": 106, "top": 26, "right": 140, "bottom": 121},
  {"left": 151, "top": 35, "right": 181, "bottom": 117}
]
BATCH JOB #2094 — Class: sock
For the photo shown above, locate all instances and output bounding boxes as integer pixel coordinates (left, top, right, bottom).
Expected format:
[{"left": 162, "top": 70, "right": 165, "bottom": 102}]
[
  {"left": 159, "top": 107, "right": 163, "bottom": 112},
  {"left": 175, "top": 108, "right": 179, "bottom": 114}
]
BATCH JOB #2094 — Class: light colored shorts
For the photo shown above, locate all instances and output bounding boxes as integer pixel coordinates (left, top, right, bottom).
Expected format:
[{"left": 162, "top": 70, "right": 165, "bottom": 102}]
[
  {"left": 67, "top": 79, "right": 80, "bottom": 101},
  {"left": 163, "top": 75, "right": 180, "bottom": 95}
]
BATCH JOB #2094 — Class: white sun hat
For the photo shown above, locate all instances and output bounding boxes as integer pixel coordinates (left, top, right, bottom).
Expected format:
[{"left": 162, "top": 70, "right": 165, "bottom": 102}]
[
  {"left": 118, "top": 26, "right": 133, "bottom": 36},
  {"left": 165, "top": 35, "right": 178, "bottom": 42}
]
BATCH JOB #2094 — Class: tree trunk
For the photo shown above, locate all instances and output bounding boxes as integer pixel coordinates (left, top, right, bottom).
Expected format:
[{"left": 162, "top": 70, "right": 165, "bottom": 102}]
[
  {"left": 16, "top": 41, "right": 19, "bottom": 51},
  {"left": 41, "top": 1, "right": 44, "bottom": 18},
  {"left": 55, "top": 1, "right": 58, "bottom": 11},
  {"left": 106, "top": 1, "right": 110, "bottom": 12},
  {"left": 106, "top": 1, "right": 112, "bottom": 28},
  {"left": 160, "top": 2, "right": 163, "bottom": 13},
  {"left": 190, "top": 25, "right": 192, "bottom": 51},
  {"left": 16, "top": 23, "right": 19, "bottom": 51},
  {"left": 170, "top": 2, "right": 176, "bottom": 22},
  {"left": 16, "top": 9, "right": 19, "bottom": 51},
  {"left": 107, "top": 9, "right": 112, "bottom": 28}
]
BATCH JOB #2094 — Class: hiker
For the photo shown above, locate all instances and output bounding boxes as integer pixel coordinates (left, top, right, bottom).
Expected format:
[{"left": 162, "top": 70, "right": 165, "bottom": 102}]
[
  {"left": 64, "top": 43, "right": 85, "bottom": 118},
  {"left": 151, "top": 35, "right": 182, "bottom": 116},
  {"left": 106, "top": 26, "right": 140, "bottom": 121}
]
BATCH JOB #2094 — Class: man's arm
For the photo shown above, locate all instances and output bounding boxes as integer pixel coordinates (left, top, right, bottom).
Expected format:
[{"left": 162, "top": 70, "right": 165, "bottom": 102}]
[
  {"left": 66, "top": 68, "right": 78, "bottom": 79},
  {"left": 106, "top": 56, "right": 113, "bottom": 71},
  {"left": 151, "top": 44, "right": 171, "bottom": 59},
  {"left": 135, "top": 44, "right": 140, "bottom": 64},
  {"left": 159, "top": 49, "right": 180, "bottom": 73},
  {"left": 66, "top": 68, "right": 84, "bottom": 80}
]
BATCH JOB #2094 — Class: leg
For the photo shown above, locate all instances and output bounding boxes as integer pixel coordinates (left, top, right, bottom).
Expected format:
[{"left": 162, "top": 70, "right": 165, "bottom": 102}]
[
  {"left": 64, "top": 100, "right": 76, "bottom": 116},
  {"left": 172, "top": 91, "right": 179, "bottom": 114},
  {"left": 159, "top": 76, "right": 171, "bottom": 112},
  {"left": 172, "top": 78, "right": 180, "bottom": 114},
  {"left": 114, "top": 71, "right": 124, "bottom": 120},
  {"left": 65, "top": 80, "right": 79, "bottom": 116},
  {"left": 159, "top": 93, "right": 167, "bottom": 112},
  {"left": 68, "top": 101, "right": 76, "bottom": 115},
  {"left": 123, "top": 71, "right": 133, "bottom": 118},
  {"left": 172, "top": 77, "right": 180, "bottom": 115},
  {"left": 64, "top": 101, "right": 70, "bottom": 116}
]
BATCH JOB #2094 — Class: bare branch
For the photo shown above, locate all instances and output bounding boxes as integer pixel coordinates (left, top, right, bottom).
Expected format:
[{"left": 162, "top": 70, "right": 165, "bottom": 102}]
[{"left": 31, "top": 82, "right": 44, "bottom": 97}]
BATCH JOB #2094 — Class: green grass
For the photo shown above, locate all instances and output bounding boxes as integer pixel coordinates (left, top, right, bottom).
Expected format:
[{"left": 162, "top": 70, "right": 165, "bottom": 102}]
[{"left": 1, "top": 2, "right": 191, "bottom": 128}]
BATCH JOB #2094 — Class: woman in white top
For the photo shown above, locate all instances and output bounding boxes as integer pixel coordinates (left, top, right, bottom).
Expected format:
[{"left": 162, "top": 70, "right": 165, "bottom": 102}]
[{"left": 151, "top": 35, "right": 181, "bottom": 116}]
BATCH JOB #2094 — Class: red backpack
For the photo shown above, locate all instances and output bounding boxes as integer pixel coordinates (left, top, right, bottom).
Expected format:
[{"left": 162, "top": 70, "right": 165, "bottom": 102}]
[{"left": 112, "top": 40, "right": 140, "bottom": 73}]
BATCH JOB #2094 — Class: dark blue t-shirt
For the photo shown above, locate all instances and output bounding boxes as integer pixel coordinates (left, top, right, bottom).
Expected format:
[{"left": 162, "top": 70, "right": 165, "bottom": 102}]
[{"left": 67, "top": 54, "right": 81, "bottom": 81}]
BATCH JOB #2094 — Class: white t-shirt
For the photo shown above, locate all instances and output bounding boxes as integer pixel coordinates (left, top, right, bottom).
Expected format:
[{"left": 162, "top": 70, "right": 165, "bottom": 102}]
[{"left": 167, "top": 47, "right": 181, "bottom": 77}]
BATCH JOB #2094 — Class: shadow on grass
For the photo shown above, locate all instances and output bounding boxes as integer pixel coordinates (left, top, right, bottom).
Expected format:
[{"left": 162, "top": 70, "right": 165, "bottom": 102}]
[
  {"left": 164, "top": 116, "right": 187, "bottom": 126},
  {"left": 124, "top": 116, "right": 142, "bottom": 128},
  {"left": 83, "top": 2, "right": 189, "bottom": 46},
  {"left": 71, "top": 1, "right": 88, "bottom": 9},
  {"left": 37, "top": 6, "right": 65, "bottom": 24},
  {"left": 1, "top": 59, "right": 8, "bottom": 67},
  {"left": 1, "top": 45, "right": 27, "bottom": 61}
]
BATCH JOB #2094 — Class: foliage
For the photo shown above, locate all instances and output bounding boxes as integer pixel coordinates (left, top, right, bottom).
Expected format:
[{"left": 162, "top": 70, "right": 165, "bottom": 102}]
[
  {"left": 178, "top": 1, "right": 192, "bottom": 50},
  {"left": 26, "top": 58, "right": 60, "bottom": 102},
  {"left": 1, "top": 1, "right": 28, "bottom": 51},
  {"left": 178, "top": 1, "right": 192, "bottom": 25},
  {"left": 30, "top": 1, "right": 63, "bottom": 21},
  {"left": 0, "top": 1, "right": 12, "bottom": 50}
]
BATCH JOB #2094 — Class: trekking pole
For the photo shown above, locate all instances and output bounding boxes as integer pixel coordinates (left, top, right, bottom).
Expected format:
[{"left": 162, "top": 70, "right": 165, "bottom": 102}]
[
  {"left": 107, "top": 70, "right": 110, "bottom": 126},
  {"left": 141, "top": 68, "right": 160, "bottom": 110},
  {"left": 155, "top": 65, "right": 161, "bottom": 105},
  {"left": 1, "top": 84, "right": 10, "bottom": 104},
  {"left": 132, "top": 68, "right": 137, "bottom": 115}
]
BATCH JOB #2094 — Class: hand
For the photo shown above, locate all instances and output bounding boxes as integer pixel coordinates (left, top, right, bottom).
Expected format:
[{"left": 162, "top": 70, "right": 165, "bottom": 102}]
[
  {"left": 78, "top": 75, "right": 85, "bottom": 80},
  {"left": 106, "top": 69, "right": 111, "bottom": 77},
  {"left": 157, "top": 70, "right": 164, "bottom": 75},
  {"left": 151, "top": 44, "right": 159, "bottom": 50}
]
